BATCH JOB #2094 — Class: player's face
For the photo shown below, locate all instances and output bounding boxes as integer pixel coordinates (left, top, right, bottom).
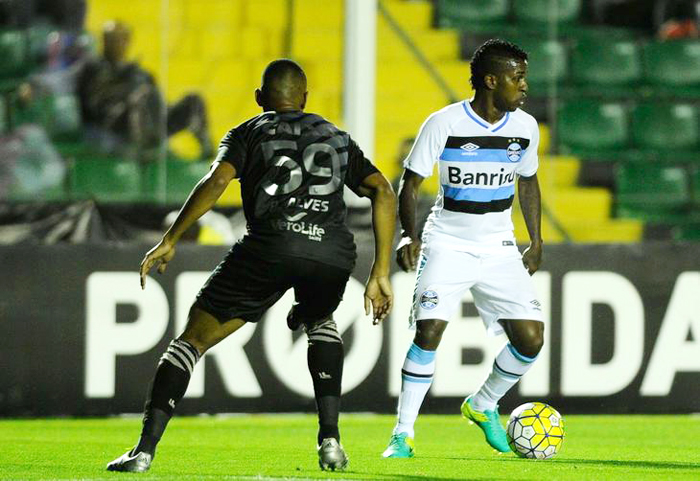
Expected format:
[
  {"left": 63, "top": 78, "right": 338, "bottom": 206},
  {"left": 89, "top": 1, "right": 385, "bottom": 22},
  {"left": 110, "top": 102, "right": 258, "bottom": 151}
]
[{"left": 493, "top": 59, "right": 528, "bottom": 112}]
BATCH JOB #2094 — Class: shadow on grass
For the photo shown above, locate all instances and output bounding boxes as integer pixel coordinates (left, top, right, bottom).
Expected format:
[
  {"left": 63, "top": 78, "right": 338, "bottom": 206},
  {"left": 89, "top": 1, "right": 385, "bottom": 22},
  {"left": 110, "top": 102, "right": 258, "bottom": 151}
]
[
  {"left": 419, "top": 455, "right": 700, "bottom": 472},
  {"left": 334, "top": 474, "right": 523, "bottom": 481},
  {"left": 549, "top": 458, "right": 700, "bottom": 471}
]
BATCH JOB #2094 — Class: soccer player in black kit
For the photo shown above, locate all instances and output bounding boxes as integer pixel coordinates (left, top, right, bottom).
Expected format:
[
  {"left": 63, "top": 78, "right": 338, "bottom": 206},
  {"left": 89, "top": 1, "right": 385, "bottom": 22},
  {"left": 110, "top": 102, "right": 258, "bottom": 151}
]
[{"left": 107, "top": 59, "right": 396, "bottom": 473}]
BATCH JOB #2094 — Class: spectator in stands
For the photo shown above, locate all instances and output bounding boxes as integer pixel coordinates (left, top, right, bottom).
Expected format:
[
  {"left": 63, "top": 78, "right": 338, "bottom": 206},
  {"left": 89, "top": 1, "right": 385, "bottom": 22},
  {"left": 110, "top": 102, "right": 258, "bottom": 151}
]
[
  {"left": 655, "top": 0, "right": 700, "bottom": 39},
  {"left": 590, "top": 0, "right": 658, "bottom": 32},
  {"left": 77, "top": 20, "right": 213, "bottom": 160}
]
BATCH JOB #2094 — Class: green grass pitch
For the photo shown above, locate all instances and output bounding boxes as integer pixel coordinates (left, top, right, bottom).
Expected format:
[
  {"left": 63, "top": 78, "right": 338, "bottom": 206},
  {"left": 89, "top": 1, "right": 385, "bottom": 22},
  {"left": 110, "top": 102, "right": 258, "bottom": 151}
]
[{"left": 2, "top": 414, "right": 699, "bottom": 480}]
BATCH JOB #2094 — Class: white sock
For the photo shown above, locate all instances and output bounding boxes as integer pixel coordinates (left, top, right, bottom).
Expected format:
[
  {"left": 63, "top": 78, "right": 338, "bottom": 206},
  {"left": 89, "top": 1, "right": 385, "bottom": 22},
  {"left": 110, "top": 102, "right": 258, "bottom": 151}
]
[
  {"left": 469, "top": 343, "right": 537, "bottom": 412},
  {"left": 393, "top": 343, "right": 436, "bottom": 438}
]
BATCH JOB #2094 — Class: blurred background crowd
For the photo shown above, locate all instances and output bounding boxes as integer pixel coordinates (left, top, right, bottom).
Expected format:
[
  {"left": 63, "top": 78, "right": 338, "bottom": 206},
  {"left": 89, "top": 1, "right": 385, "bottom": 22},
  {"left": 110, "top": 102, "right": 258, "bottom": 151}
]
[{"left": 1, "top": 0, "right": 699, "bottom": 245}]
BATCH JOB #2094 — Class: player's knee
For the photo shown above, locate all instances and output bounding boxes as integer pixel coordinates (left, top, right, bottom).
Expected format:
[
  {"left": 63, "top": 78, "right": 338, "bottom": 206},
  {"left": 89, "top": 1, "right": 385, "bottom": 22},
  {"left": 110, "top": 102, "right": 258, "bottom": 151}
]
[
  {"left": 307, "top": 318, "right": 342, "bottom": 344},
  {"left": 511, "top": 323, "right": 544, "bottom": 359},
  {"left": 414, "top": 319, "right": 447, "bottom": 350}
]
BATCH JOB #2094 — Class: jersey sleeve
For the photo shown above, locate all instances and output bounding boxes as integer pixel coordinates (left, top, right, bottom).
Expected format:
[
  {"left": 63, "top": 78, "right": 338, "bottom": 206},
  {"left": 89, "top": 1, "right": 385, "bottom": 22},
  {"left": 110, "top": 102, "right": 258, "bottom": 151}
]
[
  {"left": 403, "top": 112, "right": 447, "bottom": 178},
  {"left": 214, "top": 127, "right": 247, "bottom": 177},
  {"left": 517, "top": 117, "right": 539, "bottom": 177},
  {"left": 344, "top": 137, "right": 380, "bottom": 196}
]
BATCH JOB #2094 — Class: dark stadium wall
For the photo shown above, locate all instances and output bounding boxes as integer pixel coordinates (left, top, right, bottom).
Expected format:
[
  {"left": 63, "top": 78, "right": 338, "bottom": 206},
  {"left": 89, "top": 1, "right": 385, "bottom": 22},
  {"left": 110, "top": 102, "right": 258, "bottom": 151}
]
[{"left": 1, "top": 243, "right": 699, "bottom": 416}]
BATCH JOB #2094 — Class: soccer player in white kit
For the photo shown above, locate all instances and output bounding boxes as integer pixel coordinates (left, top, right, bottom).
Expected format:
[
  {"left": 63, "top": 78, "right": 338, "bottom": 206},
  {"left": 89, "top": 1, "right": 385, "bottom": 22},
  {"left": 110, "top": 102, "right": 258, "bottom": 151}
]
[{"left": 383, "top": 39, "right": 544, "bottom": 457}]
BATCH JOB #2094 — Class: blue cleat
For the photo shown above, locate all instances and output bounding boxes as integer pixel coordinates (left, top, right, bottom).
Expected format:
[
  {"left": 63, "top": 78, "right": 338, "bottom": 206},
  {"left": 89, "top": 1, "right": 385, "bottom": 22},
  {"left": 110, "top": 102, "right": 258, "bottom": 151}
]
[
  {"left": 461, "top": 396, "right": 511, "bottom": 453},
  {"left": 382, "top": 432, "right": 415, "bottom": 458}
]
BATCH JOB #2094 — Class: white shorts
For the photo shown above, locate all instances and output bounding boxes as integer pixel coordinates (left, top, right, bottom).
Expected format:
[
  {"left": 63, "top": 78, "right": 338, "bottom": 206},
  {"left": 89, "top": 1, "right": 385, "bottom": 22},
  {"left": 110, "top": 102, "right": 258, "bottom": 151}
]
[{"left": 410, "top": 243, "right": 543, "bottom": 336}]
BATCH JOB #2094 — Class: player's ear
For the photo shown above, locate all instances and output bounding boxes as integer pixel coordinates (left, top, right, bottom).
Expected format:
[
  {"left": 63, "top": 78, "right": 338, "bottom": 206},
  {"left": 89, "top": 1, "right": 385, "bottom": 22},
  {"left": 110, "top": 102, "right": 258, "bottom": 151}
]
[
  {"left": 255, "top": 88, "right": 263, "bottom": 107},
  {"left": 301, "top": 91, "right": 308, "bottom": 110},
  {"left": 484, "top": 73, "right": 498, "bottom": 90}
]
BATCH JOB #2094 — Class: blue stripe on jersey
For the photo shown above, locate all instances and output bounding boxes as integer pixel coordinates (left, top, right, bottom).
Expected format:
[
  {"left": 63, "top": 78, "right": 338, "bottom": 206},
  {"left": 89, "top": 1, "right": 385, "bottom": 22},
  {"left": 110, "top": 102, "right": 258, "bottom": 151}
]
[
  {"left": 462, "top": 102, "right": 511, "bottom": 131},
  {"left": 440, "top": 148, "right": 522, "bottom": 163},
  {"left": 462, "top": 101, "right": 489, "bottom": 128},
  {"left": 443, "top": 185, "right": 515, "bottom": 202},
  {"left": 492, "top": 112, "right": 510, "bottom": 132}
]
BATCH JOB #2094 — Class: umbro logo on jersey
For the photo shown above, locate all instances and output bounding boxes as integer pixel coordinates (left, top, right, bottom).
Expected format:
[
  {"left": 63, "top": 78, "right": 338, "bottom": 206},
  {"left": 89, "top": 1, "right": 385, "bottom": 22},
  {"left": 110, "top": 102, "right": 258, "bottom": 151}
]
[
  {"left": 460, "top": 142, "right": 480, "bottom": 152},
  {"left": 318, "top": 372, "right": 332, "bottom": 379},
  {"left": 530, "top": 300, "right": 542, "bottom": 311}
]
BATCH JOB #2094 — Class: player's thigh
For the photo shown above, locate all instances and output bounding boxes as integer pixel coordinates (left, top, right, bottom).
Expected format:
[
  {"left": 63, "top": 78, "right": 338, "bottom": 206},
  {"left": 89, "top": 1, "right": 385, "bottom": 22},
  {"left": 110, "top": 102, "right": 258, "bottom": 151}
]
[
  {"left": 195, "top": 244, "right": 292, "bottom": 325},
  {"left": 289, "top": 257, "right": 352, "bottom": 325},
  {"left": 411, "top": 245, "right": 478, "bottom": 325},
  {"left": 470, "top": 250, "right": 543, "bottom": 336}
]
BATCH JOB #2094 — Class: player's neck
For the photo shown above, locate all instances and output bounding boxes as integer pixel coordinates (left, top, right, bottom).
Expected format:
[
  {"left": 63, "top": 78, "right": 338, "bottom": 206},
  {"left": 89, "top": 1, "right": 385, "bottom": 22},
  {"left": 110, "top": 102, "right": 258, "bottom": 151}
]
[{"left": 469, "top": 94, "right": 506, "bottom": 125}]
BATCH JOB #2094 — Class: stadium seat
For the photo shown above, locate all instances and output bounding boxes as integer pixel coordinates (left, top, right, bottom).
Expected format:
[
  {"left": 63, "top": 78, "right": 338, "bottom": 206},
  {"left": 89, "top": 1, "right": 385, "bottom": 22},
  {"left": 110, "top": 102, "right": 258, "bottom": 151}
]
[
  {"left": 143, "top": 160, "right": 211, "bottom": 204},
  {"left": 571, "top": 38, "right": 642, "bottom": 87},
  {"left": 642, "top": 40, "right": 700, "bottom": 89},
  {"left": 436, "top": 0, "right": 509, "bottom": 30},
  {"left": 70, "top": 159, "right": 142, "bottom": 202},
  {"left": 512, "top": 0, "right": 581, "bottom": 26},
  {"left": 0, "top": 30, "right": 29, "bottom": 80},
  {"left": 615, "top": 164, "right": 690, "bottom": 219},
  {"left": 557, "top": 99, "right": 629, "bottom": 155},
  {"left": 0, "top": 95, "right": 6, "bottom": 134},
  {"left": 46, "top": 94, "right": 82, "bottom": 140},
  {"left": 631, "top": 102, "right": 699, "bottom": 152},
  {"left": 511, "top": 38, "right": 567, "bottom": 92}
]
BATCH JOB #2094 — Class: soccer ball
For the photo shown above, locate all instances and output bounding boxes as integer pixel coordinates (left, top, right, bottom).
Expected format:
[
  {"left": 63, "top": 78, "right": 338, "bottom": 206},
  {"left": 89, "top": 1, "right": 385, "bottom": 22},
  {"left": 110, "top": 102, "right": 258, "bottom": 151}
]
[{"left": 506, "top": 402, "right": 565, "bottom": 459}]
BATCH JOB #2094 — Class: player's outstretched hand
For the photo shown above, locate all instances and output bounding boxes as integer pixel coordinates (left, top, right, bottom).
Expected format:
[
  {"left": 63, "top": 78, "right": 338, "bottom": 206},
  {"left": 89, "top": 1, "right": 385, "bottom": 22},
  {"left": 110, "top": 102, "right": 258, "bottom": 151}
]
[
  {"left": 396, "top": 236, "right": 422, "bottom": 272},
  {"left": 522, "top": 241, "right": 542, "bottom": 275},
  {"left": 364, "top": 276, "right": 393, "bottom": 325},
  {"left": 140, "top": 239, "right": 176, "bottom": 289}
]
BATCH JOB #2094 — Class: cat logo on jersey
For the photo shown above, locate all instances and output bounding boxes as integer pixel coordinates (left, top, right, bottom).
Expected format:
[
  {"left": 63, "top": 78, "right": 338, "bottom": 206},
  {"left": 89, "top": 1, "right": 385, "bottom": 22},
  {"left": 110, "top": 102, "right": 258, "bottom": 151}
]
[
  {"left": 420, "top": 290, "right": 439, "bottom": 309},
  {"left": 507, "top": 141, "right": 522, "bottom": 162}
]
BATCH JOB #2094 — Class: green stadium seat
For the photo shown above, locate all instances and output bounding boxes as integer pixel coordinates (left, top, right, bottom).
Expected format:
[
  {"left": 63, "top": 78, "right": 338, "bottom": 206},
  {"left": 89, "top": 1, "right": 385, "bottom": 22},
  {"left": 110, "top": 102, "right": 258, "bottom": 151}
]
[
  {"left": 0, "top": 30, "right": 29, "bottom": 80},
  {"left": 27, "top": 23, "right": 52, "bottom": 61},
  {"left": 557, "top": 99, "right": 629, "bottom": 156},
  {"left": 70, "top": 159, "right": 142, "bottom": 202},
  {"left": 631, "top": 102, "right": 699, "bottom": 152},
  {"left": 512, "top": 0, "right": 581, "bottom": 25},
  {"left": 436, "top": 0, "right": 509, "bottom": 30},
  {"left": 0, "top": 95, "right": 6, "bottom": 134},
  {"left": 642, "top": 40, "right": 700, "bottom": 91},
  {"left": 692, "top": 166, "right": 700, "bottom": 201},
  {"left": 511, "top": 38, "right": 567, "bottom": 93},
  {"left": 46, "top": 94, "right": 82, "bottom": 140},
  {"left": 143, "top": 160, "right": 210, "bottom": 204},
  {"left": 615, "top": 164, "right": 689, "bottom": 219},
  {"left": 571, "top": 38, "right": 642, "bottom": 87},
  {"left": 672, "top": 224, "right": 700, "bottom": 241}
]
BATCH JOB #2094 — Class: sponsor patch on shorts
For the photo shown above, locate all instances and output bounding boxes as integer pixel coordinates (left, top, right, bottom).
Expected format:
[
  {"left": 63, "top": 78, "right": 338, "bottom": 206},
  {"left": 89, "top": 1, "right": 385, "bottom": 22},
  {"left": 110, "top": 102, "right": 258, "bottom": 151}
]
[{"left": 420, "top": 290, "right": 439, "bottom": 310}]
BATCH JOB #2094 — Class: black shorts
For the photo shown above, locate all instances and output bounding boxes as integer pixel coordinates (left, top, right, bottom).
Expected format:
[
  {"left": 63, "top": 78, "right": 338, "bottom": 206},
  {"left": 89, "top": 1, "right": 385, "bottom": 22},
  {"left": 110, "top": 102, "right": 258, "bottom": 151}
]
[{"left": 195, "top": 243, "right": 352, "bottom": 324}]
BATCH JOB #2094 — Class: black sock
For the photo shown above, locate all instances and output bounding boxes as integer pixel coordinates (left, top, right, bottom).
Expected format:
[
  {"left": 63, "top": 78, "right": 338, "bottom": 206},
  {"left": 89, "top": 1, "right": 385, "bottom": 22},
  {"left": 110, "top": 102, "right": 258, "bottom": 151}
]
[
  {"left": 135, "top": 339, "right": 200, "bottom": 456},
  {"left": 307, "top": 339, "right": 343, "bottom": 445}
]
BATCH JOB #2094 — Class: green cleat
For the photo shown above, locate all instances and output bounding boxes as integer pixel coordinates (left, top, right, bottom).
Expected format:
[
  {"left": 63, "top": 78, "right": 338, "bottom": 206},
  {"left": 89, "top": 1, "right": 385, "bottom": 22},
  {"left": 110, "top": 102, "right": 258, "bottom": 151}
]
[
  {"left": 382, "top": 432, "right": 415, "bottom": 458},
  {"left": 461, "top": 396, "right": 511, "bottom": 453}
]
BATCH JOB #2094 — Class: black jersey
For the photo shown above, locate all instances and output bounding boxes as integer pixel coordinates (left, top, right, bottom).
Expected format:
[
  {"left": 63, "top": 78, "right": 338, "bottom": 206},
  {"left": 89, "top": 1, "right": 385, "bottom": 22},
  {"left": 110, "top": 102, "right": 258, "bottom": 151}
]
[{"left": 217, "top": 111, "right": 379, "bottom": 271}]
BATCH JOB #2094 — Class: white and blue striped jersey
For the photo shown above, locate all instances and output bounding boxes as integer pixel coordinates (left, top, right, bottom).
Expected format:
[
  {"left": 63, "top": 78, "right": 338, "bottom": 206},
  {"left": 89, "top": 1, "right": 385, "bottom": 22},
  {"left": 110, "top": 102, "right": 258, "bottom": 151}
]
[{"left": 405, "top": 100, "right": 539, "bottom": 249}]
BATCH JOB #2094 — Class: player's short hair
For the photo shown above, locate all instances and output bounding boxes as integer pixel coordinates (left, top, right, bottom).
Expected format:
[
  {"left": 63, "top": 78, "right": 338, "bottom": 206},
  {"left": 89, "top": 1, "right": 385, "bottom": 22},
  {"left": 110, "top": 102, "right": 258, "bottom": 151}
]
[
  {"left": 470, "top": 39, "right": 528, "bottom": 90},
  {"left": 261, "top": 59, "right": 307, "bottom": 104}
]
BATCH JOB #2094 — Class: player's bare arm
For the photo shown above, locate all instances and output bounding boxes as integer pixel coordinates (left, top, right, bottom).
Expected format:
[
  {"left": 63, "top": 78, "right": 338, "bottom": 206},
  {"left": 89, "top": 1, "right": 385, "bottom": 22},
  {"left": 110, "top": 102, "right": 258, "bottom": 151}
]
[
  {"left": 396, "top": 168, "right": 425, "bottom": 272},
  {"left": 360, "top": 171, "right": 397, "bottom": 324},
  {"left": 140, "top": 161, "right": 237, "bottom": 288},
  {"left": 518, "top": 173, "right": 543, "bottom": 275}
]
